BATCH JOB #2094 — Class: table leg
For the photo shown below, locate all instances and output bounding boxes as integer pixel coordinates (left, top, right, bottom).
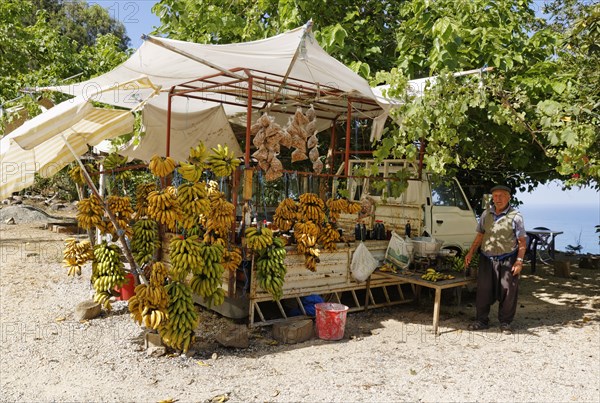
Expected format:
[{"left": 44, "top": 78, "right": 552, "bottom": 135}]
[
  {"left": 531, "top": 239, "right": 538, "bottom": 274},
  {"left": 433, "top": 288, "right": 441, "bottom": 335}
]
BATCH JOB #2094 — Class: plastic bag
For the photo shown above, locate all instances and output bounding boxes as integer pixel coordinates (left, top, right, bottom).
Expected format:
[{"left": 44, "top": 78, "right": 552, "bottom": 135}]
[
  {"left": 385, "top": 231, "right": 412, "bottom": 269},
  {"left": 351, "top": 241, "right": 379, "bottom": 282}
]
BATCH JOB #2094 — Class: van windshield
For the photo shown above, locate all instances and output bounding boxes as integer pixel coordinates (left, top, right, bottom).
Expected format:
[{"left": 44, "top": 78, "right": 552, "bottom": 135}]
[{"left": 431, "top": 179, "right": 469, "bottom": 210}]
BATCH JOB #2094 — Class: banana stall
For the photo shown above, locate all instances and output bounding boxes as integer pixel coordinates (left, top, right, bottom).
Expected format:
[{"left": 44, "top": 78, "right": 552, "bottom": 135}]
[{"left": 52, "top": 23, "right": 472, "bottom": 353}]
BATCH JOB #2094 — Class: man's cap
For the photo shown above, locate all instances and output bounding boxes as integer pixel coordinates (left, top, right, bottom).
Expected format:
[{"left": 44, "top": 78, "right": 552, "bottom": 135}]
[{"left": 490, "top": 184, "right": 512, "bottom": 194}]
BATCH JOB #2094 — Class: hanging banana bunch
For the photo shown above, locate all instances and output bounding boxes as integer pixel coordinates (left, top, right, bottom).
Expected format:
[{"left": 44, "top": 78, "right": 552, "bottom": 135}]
[
  {"left": 190, "top": 242, "right": 226, "bottom": 307},
  {"left": 68, "top": 163, "right": 98, "bottom": 186},
  {"left": 91, "top": 242, "right": 127, "bottom": 311},
  {"left": 318, "top": 222, "right": 341, "bottom": 252},
  {"left": 102, "top": 153, "right": 131, "bottom": 181},
  {"left": 222, "top": 247, "right": 243, "bottom": 272},
  {"left": 131, "top": 218, "right": 160, "bottom": 265},
  {"left": 76, "top": 195, "right": 104, "bottom": 230},
  {"left": 149, "top": 154, "right": 177, "bottom": 178},
  {"left": 293, "top": 221, "right": 320, "bottom": 271},
  {"left": 128, "top": 262, "right": 169, "bottom": 329},
  {"left": 207, "top": 144, "right": 240, "bottom": 177},
  {"left": 177, "top": 182, "right": 210, "bottom": 229},
  {"left": 106, "top": 195, "right": 134, "bottom": 239},
  {"left": 203, "top": 191, "right": 235, "bottom": 242},
  {"left": 298, "top": 193, "right": 326, "bottom": 224},
  {"left": 255, "top": 236, "right": 287, "bottom": 300},
  {"left": 188, "top": 142, "right": 209, "bottom": 167},
  {"left": 273, "top": 198, "right": 297, "bottom": 232},
  {"left": 160, "top": 281, "right": 198, "bottom": 353},
  {"left": 244, "top": 226, "right": 274, "bottom": 251},
  {"left": 135, "top": 182, "right": 157, "bottom": 217},
  {"left": 147, "top": 186, "right": 182, "bottom": 231},
  {"left": 169, "top": 234, "right": 203, "bottom": 282},
  {"left": 62, "top": 238, "right": 94, "bottom": 276},
  {"left": 178, "top": 161, "right": 205, "bottom": 183}
]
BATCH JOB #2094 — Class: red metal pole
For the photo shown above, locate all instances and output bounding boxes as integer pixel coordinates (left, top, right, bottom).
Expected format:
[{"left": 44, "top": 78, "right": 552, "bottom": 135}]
[
  {"left": 166, "top": 89, "right": 173, "bottom": 157},
  {"left": 245, "top": 77, "right": 253, "bottom": 168},
  {"left": 329, "top": 121, "right": 336, "bottom": 174},
  {"left": 344, "top": 101, "right": 352, "bottom": 176}
]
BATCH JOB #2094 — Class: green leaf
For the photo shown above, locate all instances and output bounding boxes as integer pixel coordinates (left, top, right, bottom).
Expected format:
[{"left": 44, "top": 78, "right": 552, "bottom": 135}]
[{"left": 551, "top": 81, "right": 566, "bottom": 94}]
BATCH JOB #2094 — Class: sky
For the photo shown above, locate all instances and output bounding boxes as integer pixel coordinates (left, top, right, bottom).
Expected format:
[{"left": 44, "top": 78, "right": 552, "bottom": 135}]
[
  {"left": 91, "top": 0, "right": 161, "bottom": 48},
  {"left": 97, "top": 0, "right": 599, "bottom": 209}
]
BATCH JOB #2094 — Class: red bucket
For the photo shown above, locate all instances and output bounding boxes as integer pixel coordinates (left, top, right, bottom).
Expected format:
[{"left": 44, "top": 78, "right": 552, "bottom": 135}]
[
  {"left": 315, "top": 303, "right": 349, "bottom": 340},
  {"left": 115, "top": 273, "right": 136, "bottom": 301}
]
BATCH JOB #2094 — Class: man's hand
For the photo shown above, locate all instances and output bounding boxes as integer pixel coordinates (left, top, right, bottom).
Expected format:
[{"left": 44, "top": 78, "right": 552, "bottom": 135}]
[
  {"left": 512, "top": 261, "right": 523, "bottom": 276},
  {"left": 464, "top": 252, "right": 472, "bottom": 268}
]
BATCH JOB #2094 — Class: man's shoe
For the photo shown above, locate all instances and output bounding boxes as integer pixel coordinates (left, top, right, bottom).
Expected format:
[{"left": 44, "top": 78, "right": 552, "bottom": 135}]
[
  {"left": 467, "top": 322, "right": 489, "bottom": 331},
  {"left": 500, "top": 323, "right": 513, "bottom": 335}
]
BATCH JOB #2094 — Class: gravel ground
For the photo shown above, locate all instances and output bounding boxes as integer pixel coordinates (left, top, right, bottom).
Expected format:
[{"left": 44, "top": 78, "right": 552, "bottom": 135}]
[{"left": 1, "top": 211, "right": 599, "bottom": 402}]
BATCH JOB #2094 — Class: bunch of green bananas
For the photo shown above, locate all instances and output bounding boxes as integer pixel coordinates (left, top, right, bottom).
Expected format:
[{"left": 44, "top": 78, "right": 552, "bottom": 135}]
[
  {"left": 160, "top": 281, "right": 198, "bottom": 353},
  {"left": 92, "top": 242, "right": 127, "bottom": 310},
  {"left": 178, "top": 161, "right": 205, "bottom": 183},
  {"left": 131, "top": 219, "right": 160, "bottom": 265},
  {"left": 245, "top": 226, "right": 274, "bottom": 251},
  {"left": 421, "top": 268, "right": 454, "bottom": 282},
  {"left": 189, "top": 242, "right": 225, "bottom": 307},
  {"left": 255, "top": 237, "right": 287, "bottom": 300},
  {"left": 169, "top": 234, "right": 203, "bottom": 282},
  {"left": 207, "top": 144, "right": 240, "bottom": 177}
]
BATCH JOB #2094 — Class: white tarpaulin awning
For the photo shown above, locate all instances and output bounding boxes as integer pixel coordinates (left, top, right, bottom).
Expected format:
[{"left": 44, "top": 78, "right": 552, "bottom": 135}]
[
  {"left": 41, "top": 22, "right": 389, "bottom": 146},
  {"left": 0, "top": 97, "right": 134, "bottom": 200}
]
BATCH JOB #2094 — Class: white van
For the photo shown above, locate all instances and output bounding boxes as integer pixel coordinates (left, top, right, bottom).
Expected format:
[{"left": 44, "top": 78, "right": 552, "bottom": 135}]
[{"left": 336, "top": 159, "right": 477, "bottom": 253}]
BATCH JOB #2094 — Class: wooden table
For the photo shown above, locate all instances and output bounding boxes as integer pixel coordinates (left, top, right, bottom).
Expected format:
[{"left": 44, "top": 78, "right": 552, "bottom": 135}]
[{"left": 374, "top": 270, "right": 477, "bottom": 335}]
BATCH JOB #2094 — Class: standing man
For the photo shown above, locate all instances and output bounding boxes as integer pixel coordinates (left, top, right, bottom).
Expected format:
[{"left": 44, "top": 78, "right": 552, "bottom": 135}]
[{"left": 464, "top": 184, "right": 527, "bottom": 335}]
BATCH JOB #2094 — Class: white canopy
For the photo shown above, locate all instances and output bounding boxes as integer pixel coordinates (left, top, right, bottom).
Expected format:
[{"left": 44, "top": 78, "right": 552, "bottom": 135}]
[{"left": 42, "top": 22, "right": 389, "bottom": 159}]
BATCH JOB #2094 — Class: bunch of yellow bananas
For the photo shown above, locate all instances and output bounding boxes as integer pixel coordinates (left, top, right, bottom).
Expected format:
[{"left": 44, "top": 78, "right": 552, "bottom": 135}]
[
  {"left": 318, "top": 222, "right": 341, "bottom": 252},
  {"left": 135, "top": 182, "right": 157, "bottom": 217},
  {"left": 298, "top": 193, "right": 325, "bottom": 223},
  {"left": 273, "top": 198, "right": 298, "bottom": 232},
  {"left": 294, "top": 221, "right": 321, "bottom": 272},
  {"left": 129, "top": 262, "right": 169, "bottom": 329},
  {"left": 68, "top": 163, "right": 98, "bottom": 186},
  {"left": 178, "top": 161, "right": 204, "bottom": 183},
  {"left": 102, "top": 153, "right": 131, "bottom": 181},
  {"left": 169, "top": 234, "right": 203, "bottom": 282},
  {"left": 255, "top": 237, "right": 287, "bottom": 300},
  {"left": 204, "top": 194, "right": 235, "bottom": 238},
  {"left": 207, "top": 144, "right": 240, "bottom": 177},
  {"left": 76, "top": 195, "right": 104, "bottom": 230},
  {"left": 160, "top": 281, "right": 198, "bottom": 353},
  {"left": 149, "top": 154, "right": 177, "bottom": 177},
  {"left": 106, "top": 195, "right": 134, "bottom": 238},
  {"left": 245, "top": 226, "right": 274, "bottom": 251},
  {"left": 62, "top": 238, "right": 93, "bottom": 276},
  {"left": 147, "top": 186, "right": 182, "bottom": 231},
  {"left": 421, "top": 268, "right": 454, "bottom": 282},
  {"left": 91, "top": 242, "right": 127, "bottom": 311},
  {"left": 188, "top": 142, "right": 208, "bottom": 167},
  {"left": 222, "top": 247, "right": 243, "bottom": 271},
  {"left": 177, "top": 182, "right": 210, "bottom": 229},
  {"left": 131, "top": 219, "right": 160, "bottom": 265},
  {"left": 326, "top": 198, "right": 348, "bottom": 222}
]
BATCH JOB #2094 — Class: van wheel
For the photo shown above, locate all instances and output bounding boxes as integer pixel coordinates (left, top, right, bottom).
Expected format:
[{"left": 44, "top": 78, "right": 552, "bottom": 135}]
[{"left": 442, "top": 247, "right": 462, "bottom": 257}]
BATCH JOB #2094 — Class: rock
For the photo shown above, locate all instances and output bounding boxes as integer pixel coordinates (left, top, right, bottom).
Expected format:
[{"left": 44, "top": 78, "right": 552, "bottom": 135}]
[
  {"left": 1, "top": 199, "right": 9, "bottom": 205},
  {"left": 146, "top": 346, "right": 166, "bottom": 357},
  {"left": 144, "top": 332, "right": 163, "bottom": 349},
  {"left": 272, "top": 319, "right": 314, "bottom": 344},
  {"left": 10, "top": 196, "right": 23, "bottom": 205},
  {"left": 5, "top": 217, "right": 16, "bottom": 225},
  {"left": 215, "top": 324, "right": 249, "bottom": 348},
  {"left": 74, "top": 300, "right": 102, "bottom": 321},
  {"left": 50, "top": 203, "right": 66, "bottom": 211}
]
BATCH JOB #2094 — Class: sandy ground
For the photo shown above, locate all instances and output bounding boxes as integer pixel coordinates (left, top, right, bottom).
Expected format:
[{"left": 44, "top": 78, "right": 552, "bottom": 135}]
[{"left": 1, "top": 206, "right": 599, "bottom": 402}]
